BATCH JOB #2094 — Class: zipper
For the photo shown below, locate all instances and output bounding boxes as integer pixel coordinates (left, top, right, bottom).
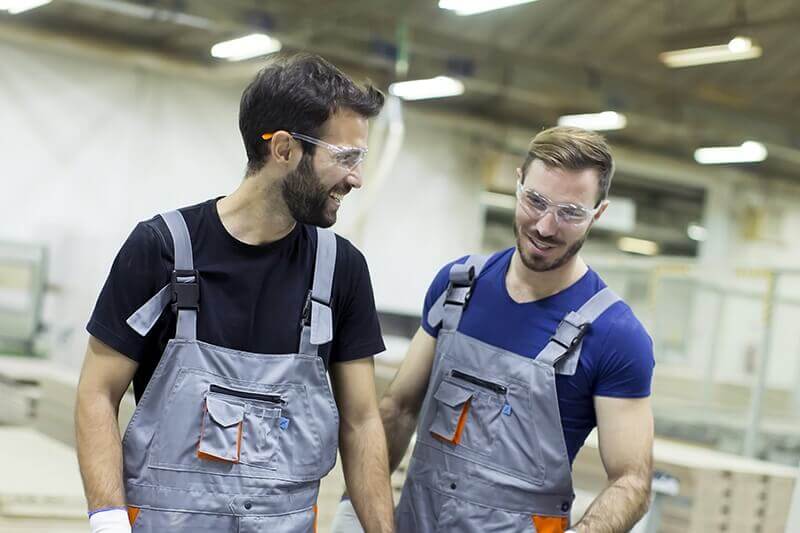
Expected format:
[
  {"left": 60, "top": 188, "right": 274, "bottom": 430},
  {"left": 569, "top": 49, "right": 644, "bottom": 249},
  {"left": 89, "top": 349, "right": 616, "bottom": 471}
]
[
  {"left": 451, "top": 369, "right": 507, "bottom": 395},
  {"left": 209, "top": 384, "right": 284, "bottom": 404}
]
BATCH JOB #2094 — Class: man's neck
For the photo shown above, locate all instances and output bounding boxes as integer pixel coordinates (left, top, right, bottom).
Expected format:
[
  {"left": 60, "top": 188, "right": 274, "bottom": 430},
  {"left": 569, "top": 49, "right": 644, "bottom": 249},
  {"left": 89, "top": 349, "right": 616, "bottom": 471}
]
[
  {"left": 505, "top": 250, "right": 589, "bottom": 303},
  {"left": 216, "top": 173, "right": 296, "bottom": 246}
]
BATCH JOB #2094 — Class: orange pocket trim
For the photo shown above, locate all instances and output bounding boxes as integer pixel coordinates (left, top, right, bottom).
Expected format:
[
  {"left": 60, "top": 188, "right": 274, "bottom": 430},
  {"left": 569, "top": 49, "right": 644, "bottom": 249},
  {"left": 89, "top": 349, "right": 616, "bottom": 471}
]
[
  {"left": 432, "top": 399, "right": 471, "bottom": 445},
  {"left": 313, "top": 504, "right": 319, "bottom": 533},
  {"left": 196, "top": 420, "right": 243, "bottom": 463},
  {"left": 127, "top": 506, "right": 140, "bottom": 526},
  {"left": 532, "top": 515, "right": 568, "bottom": 533}
]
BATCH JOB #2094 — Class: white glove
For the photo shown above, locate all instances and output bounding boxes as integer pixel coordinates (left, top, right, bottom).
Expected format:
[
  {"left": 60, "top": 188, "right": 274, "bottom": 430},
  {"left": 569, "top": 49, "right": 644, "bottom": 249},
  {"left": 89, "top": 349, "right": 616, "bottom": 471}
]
[
  {"left": 89, "top": 508, "right": 132, "bottom": 533},
  {"left": 329, "top": 498, "right": 365, "bottom": 533}
]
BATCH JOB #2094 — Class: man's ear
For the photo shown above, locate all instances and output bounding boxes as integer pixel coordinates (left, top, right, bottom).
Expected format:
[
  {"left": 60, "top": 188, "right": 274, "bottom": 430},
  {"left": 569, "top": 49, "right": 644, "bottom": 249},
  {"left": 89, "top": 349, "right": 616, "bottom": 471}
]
[
  {"left": 267, "top": 131, "right": 295, "bottom": 164},
  {"left": 594, "top": 199, "right": 610, "bottom": 221}
]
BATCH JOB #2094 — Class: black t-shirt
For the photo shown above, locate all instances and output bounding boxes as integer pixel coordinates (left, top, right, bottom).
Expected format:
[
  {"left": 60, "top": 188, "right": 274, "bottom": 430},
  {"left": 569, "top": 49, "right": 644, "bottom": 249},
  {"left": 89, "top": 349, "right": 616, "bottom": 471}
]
[{"left": 87, "top": 198, "right": 385, "bottom": 401}]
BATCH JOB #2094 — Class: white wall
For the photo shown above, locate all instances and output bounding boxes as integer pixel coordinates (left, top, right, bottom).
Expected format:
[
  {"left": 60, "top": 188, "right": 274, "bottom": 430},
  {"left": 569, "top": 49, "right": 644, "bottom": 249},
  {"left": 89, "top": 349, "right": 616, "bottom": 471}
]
[
  {"left": 1, "top": 35, "right": 245, "bottom": 368},
  {"left": 2, "top": 27, "right": 800, "bottom": 397}
]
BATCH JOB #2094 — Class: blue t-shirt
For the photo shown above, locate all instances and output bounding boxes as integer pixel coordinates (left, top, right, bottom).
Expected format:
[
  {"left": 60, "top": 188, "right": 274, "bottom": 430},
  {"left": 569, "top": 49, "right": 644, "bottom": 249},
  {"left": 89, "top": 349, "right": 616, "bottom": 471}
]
[{"left": 421, "top": 248, "right": 654, "bottom": 464}]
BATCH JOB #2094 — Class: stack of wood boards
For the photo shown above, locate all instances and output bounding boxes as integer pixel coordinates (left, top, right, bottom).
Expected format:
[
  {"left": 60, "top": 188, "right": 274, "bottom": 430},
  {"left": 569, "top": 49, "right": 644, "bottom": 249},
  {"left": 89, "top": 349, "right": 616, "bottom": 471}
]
[{"left": 0, "top": 355, "right": 135, "bottom": 446}]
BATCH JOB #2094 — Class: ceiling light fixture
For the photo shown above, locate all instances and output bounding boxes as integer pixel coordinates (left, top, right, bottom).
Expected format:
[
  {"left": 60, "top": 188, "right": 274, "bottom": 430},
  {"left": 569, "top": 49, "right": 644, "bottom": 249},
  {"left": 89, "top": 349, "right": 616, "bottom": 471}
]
[
  {"left": 694, "top": 141, "right": 767, "bottom": 164},
  {"left": 659, "top": 36, "right": 762, "bottom": 68},
  {"left": 687, "top": 224, "right": 707, "bottom": 242},
  {"left": 0, "top": 0, "right": 51, "bottom": 14},
  {"left": 557, "top": 111, "right": 627, "bottom": 131},
  {"left": 210, "top": 33, "right": 282, "bottom": 61},
  {"left": 388, "top": 76, "right": 464, "bottom": 101},
  {"left": 617, "top": 237, "right": 659, "bottom": 256},
  {"left": 439, "top": 0, "right": 539, "bottom": 16}
]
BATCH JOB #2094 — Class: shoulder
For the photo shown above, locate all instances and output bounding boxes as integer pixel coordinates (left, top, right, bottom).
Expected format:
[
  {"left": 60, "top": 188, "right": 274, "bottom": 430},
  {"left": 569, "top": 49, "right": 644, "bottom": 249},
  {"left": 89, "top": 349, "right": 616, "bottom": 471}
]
[
  {"left": 601, "top": 302, "right": 652, "bottom": 349},
  {"left": 133, "top": 199, "right": 215, "bottom": 252}
]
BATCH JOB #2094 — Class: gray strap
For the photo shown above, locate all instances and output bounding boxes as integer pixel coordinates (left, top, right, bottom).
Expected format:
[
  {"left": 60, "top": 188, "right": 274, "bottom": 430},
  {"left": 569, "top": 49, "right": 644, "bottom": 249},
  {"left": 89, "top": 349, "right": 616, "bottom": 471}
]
[
  {"left": 161, "top": 210, "right": 197, "bottom": 341},
  {"left": 298, "top": 228, "right": 337, "bottom": 356},
  {"left": 126, "top": 283, "right": 171, "bottom": 336},
  {"left": 536, "top": 287, "right": 621, "bottom": 368},
  {"left": 125, "top": 210, "right": 198, "bottom": 339},
  {"left": 428, "top": 254, "right": 491, "bottom": 331},
  {"left": 161, "top": 211, "right": 194, "bottom": 272}
]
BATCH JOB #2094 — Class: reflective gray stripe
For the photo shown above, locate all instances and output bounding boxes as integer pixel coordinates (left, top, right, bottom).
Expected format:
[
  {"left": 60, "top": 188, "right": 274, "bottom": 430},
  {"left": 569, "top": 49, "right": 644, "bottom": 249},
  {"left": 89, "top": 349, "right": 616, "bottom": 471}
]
[
  {"left": 126, "top": 283, "right": 171, "bottom": 336},
  {"left": 160, "top": 210, "right": 197, "bottom": 341},
  {"left": 536, "top": 287, "right": 621, "bottom": 368},
  {"left": 427, "top": 254, "right": 490, "bottom": 330},
  {"left": 298, "top": 227, "right": 337, "bottom": 356}
]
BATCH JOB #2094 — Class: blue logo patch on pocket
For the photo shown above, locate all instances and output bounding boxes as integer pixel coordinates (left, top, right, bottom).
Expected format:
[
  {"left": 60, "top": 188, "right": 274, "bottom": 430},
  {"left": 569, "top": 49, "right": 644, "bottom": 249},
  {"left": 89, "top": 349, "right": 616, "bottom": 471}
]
[
  {"left": 279, "top": 417, "right": 290, "bottom": 430},
  {"left": 502, "top": 403, "right": 513, "bottom": 416}
]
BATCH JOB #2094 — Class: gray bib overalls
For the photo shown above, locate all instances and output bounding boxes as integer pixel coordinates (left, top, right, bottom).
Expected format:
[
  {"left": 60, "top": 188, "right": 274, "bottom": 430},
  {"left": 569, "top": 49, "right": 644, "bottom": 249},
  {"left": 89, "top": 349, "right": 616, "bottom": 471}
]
[
  {"left": 120, "top": 210, "right": 339, "bottom": 532},
  {"left": 396, "top": 254, "right": 620, "bottom": 533}
]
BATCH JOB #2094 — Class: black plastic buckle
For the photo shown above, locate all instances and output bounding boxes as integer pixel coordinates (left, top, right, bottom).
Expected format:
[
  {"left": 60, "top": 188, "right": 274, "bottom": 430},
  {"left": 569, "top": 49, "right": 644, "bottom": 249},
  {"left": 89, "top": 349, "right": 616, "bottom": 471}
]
[
  {"left": 444, "top": 284, "right": 473, "bottom": 307},
  {"left": 171, "top": 269, "right": 199, "bottom": 312},
  {"left": 550, "top": 321, "right": 589, "bottom": 350}
]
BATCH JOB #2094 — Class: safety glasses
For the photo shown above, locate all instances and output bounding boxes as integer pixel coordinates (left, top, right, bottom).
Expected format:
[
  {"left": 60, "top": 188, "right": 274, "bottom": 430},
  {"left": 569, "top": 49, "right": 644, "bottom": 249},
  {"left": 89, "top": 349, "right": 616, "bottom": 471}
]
[
  {"left": 516, "top": 180, "right": 599, "bottom": 226},
  {"left": 261, "top": 132, "right": 368, "bottom": 174}
]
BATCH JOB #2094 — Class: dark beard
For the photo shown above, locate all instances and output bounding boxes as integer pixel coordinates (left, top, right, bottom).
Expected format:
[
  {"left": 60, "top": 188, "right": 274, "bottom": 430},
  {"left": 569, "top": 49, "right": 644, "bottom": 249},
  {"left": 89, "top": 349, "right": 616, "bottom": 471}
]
[
  {"left": 513, "top": 221, "right": 588, "bottom": 272},
  {"left": 280, "top": 154, "right": 333, "bottom": 228}
]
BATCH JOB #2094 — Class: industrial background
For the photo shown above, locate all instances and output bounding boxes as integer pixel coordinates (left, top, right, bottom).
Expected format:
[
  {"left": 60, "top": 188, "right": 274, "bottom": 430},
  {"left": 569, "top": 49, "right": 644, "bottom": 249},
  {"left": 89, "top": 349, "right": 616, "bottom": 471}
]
[{"left": 1, "top": 0, "right": 799, "bottom": 531}]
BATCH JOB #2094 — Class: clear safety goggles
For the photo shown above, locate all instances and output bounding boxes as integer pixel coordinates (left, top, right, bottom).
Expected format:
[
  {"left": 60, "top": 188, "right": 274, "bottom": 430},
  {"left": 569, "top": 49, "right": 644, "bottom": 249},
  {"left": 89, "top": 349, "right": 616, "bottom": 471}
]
[
  {"left": 516, "top": 180, "right": 599, "bottom": 226},
  {"left": 262, "top": 131, "right": 368, "bottom": 174}
]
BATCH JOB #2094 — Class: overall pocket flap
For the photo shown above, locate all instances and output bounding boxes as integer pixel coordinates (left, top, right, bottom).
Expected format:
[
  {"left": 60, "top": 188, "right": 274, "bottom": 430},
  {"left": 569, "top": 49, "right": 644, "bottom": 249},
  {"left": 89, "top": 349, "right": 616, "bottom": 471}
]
[
  {"left": 206, "top": 394, "right": 245, "bottom": 427},
  {"left": 433, "top": 380, "right": 473, "bottom": 407}
]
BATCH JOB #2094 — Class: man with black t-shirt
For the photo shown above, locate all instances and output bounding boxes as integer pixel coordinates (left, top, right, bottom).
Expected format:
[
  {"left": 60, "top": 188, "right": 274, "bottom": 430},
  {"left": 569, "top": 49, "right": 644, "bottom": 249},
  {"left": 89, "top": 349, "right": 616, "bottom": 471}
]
[{"left": 75, "top": 54, "right": 395, "bottom": 533}]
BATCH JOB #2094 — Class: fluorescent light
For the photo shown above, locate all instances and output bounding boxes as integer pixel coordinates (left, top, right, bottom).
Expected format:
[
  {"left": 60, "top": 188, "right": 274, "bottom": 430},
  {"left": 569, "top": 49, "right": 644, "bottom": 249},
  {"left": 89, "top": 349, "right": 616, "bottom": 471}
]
[
  {"left": 694, "top": 141, "right": 767, "bottom": 164},
  {"left": 389, "top": 76, "right": 464, "bottom": 101},
  {"left": 210, "top": 34, "right": 282, "bottom": 61},
  {"left": 558, "top": 111, "right": 627, "bottom": 131},
  {"left": 659, "top": 36, "right": 762, "bottom": 68},
  {"left": 687, "top": 224, "right": 707, "bottom": 242},
  {"left": 617, "top": 237, "right": 659, "bottom": 256},
  {"left": 439, "top": 0, "right": 539, "bottom": 15},
  {"left": 0, "top": 0, "right": 51, "bottom": 13}
]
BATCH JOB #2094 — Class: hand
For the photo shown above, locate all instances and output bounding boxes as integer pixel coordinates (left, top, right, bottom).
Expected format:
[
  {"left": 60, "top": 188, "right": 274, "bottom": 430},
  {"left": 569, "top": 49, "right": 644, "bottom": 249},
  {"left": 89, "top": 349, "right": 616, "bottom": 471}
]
[
  {"left": 330, "top": 498, "right": 365, "bottom": 533},
  {"left": 89, "top": 508, "right": 132, "bottom": 533}
]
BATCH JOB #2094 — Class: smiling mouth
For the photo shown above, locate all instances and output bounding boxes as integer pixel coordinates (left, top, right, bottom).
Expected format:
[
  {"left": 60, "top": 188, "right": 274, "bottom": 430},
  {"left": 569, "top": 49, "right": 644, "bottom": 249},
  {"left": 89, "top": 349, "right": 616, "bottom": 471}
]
[
  {"left": 329, "top": 191, "right": 344, "bottom": 206},
  {"left": 528, "top": 234, "right": 559, "bottom": 252}
]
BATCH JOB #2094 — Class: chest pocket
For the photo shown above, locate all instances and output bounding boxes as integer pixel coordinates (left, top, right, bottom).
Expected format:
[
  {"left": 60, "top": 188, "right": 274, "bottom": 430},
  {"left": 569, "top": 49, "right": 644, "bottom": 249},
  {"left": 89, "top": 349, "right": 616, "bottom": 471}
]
[
  {"left": 429, "top": 370, "right": 505, "bottom": 454},
  {"left": 197, "top": 389, "right": 283, "bottom": 467},
  {"left": 424, "top": 360, "right": 546, "bottom": 486}
]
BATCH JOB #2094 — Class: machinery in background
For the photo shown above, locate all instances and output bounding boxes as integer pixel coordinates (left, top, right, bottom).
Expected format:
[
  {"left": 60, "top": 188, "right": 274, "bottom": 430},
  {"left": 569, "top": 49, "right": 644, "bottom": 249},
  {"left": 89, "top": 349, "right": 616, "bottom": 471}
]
[{"left": 0, "top": 240, "right": 48, "bottom": 356}]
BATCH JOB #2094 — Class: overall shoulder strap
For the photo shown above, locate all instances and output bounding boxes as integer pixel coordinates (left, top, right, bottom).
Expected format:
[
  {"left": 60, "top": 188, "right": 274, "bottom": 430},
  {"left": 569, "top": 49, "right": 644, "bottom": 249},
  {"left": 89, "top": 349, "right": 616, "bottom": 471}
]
[
  {"left": 126, "top": 210, "right": 199, "bottom": 340},
  {"left": 298, "top": 227, "right": 337, "bottom": 359},
  {"left": 427, "top": 253, "right": 491, "bottom": 332},
  {"left": 536, "top": 287, "right": 621, "bottom": 368}
]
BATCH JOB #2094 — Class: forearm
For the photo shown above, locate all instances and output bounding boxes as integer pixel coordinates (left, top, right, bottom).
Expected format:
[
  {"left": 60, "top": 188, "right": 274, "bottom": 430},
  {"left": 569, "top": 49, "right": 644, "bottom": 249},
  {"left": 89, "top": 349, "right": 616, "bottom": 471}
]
[
  {"left": 379, "top": 396, "right": 419, "bottom": 473},
  {"left": 573, "top": 473, "right": 651, "bottom": 533},
  {"left": 340, "top": 415, "right": 394, "bottom": 533},
  {"left": 75, "top": 390, "right": 127, "bottom": 511}
]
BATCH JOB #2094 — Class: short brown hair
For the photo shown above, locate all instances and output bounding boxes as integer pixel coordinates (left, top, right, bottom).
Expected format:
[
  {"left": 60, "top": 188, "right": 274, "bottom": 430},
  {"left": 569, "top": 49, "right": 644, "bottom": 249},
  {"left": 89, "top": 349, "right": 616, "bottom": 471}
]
[{"left": 521, "top": 126, "right": 615, "bottom": 206}]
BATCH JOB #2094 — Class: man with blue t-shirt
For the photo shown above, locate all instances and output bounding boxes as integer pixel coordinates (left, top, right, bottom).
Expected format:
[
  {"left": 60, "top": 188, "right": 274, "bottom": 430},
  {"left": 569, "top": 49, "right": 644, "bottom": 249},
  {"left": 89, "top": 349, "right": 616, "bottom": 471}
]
[{"left": 332, "top": 126, "right": 654, "bottom": 533}]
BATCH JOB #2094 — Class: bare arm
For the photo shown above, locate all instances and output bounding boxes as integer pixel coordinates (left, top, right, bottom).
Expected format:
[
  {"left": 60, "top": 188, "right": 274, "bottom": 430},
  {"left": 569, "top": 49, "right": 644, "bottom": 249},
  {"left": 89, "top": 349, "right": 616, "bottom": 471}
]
[
  {"left": 75, "top": 336, "right": 138, "bottom": 511},
  {"left": 379, "top": 327, "right": 437, "bottom": 472},
  {"left": 331, "top": 356, "right": 394, "bottom": 533},
  {"left": 572, "top": 396, "right": 654, "bottom": 533}
]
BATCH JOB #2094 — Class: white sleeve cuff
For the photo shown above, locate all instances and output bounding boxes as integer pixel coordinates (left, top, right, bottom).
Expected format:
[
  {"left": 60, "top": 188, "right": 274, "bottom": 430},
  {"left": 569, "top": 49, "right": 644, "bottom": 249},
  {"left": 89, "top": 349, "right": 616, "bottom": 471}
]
[{"left": 89, "top": 508, "right": 132, "bottom": 533}]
